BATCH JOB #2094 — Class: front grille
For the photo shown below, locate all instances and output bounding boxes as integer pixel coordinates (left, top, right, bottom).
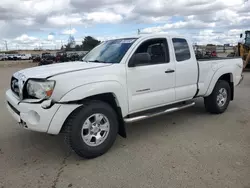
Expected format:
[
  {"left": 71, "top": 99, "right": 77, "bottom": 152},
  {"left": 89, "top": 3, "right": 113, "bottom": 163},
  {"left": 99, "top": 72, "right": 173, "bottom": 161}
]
[{"left": 10, "top": 76, "right": 20, "bottom": 97}]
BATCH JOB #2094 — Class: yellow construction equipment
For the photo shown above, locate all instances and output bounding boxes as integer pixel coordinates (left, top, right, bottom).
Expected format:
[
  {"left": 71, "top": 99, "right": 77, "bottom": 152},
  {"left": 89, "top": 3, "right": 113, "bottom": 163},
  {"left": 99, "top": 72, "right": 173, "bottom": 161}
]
[{"left": 238, "top": 30, "right": 250, "bottom": 70}]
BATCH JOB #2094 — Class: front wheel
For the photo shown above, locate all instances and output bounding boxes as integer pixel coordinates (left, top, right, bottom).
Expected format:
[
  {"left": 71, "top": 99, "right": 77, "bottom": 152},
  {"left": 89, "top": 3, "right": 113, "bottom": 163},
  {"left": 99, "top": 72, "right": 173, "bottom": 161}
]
[
  {"left": 204, "top": 80, "right": 231, "bottom": 114},
  {"left": 65, "top": 101, "right": 118, "bottom": 158}
]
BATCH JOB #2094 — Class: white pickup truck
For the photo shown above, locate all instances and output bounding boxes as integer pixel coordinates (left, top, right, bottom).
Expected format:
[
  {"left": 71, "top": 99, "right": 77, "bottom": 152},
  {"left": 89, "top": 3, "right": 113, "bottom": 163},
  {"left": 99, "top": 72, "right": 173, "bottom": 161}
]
[
  {"left": 20, "top": 54, "right": 32, "bottom": 60},
  {"left": 6, "top": 34, "right": 243, "bottom": 158}
]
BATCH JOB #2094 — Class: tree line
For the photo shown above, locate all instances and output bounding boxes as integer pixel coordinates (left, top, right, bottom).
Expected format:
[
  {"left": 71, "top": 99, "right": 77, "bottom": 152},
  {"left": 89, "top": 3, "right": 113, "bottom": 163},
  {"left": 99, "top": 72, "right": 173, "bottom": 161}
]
[{"left": 62, "top": 36, "right": 101, "bottom": 51}]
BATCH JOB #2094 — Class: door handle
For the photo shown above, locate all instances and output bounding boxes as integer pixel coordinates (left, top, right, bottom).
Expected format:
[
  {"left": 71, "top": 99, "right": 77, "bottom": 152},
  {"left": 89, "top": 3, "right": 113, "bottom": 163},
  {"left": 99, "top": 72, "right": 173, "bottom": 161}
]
[{"left": 165, "top": 69, "right": 175, "bottom": 73}]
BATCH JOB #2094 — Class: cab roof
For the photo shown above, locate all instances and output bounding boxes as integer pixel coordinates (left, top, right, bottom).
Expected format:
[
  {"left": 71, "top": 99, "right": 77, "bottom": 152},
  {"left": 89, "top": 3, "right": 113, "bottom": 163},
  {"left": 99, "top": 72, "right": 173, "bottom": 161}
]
[{"left": 113, "top": 33, "right": 188, "bottom": 40}]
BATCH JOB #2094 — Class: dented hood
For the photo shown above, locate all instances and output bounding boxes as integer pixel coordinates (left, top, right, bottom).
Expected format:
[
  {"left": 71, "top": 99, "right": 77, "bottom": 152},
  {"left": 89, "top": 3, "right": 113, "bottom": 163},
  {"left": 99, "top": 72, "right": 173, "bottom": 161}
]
[{"left": 13, "top": 61, "right": 111, "bottom": 80}]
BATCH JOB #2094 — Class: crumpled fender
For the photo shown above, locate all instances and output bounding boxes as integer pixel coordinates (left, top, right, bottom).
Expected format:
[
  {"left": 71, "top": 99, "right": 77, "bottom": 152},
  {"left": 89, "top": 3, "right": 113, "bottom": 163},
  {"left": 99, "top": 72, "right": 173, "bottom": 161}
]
[{"left": 59, "top": 81, "right": 129, "bottom": 117}]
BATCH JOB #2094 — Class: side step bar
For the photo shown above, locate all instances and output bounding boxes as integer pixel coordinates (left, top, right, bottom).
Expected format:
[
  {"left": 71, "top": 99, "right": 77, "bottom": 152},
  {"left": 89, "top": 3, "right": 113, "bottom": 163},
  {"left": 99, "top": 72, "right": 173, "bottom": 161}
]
[{"left": 124, "top": 102, "right": 195, "bottom": 123}]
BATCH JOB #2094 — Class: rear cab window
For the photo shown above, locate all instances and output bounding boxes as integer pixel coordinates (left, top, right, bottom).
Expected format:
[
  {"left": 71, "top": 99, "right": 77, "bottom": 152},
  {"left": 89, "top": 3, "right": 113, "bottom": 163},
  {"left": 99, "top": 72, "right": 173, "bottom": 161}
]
[{"left": 172, "top": 38, "right": 191, "bottom": 62}]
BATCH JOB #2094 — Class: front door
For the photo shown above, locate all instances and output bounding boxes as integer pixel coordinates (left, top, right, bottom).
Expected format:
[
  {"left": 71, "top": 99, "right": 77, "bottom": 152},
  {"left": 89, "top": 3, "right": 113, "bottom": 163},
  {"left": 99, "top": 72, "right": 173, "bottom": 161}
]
[{"left": 126, "top": 38, "right": 176, "bottom": 113}]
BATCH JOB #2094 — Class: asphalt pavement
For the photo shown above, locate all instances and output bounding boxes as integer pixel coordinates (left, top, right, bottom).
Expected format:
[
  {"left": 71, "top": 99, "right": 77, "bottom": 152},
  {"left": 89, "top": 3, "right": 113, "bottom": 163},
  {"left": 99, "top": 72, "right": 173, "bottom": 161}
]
[{"left": 0, "top": 65, "right": 250, "bottom": 188}]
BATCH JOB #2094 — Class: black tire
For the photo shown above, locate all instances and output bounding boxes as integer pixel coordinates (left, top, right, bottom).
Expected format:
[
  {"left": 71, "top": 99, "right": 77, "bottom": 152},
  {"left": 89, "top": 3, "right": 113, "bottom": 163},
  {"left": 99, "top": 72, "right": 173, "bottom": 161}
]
[
  {"left": 204, "top": 80, "right": 231, "bottom": 114},
  {"left": 65, "top": 100, "right": 118, "bottom": 159}
]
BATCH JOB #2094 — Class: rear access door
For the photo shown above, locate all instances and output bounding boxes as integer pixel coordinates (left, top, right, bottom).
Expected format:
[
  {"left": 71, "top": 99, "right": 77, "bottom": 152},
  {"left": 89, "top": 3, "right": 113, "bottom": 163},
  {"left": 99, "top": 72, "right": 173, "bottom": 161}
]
[{"left": 171, "top": 38, "right": 198, "bottom": 101}]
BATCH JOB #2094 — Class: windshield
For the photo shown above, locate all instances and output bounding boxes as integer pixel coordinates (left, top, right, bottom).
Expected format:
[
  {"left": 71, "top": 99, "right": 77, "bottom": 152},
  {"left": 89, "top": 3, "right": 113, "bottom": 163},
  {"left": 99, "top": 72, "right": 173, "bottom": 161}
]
[{"left": 83, "top": 38, "right": 137, "bottom": 63}]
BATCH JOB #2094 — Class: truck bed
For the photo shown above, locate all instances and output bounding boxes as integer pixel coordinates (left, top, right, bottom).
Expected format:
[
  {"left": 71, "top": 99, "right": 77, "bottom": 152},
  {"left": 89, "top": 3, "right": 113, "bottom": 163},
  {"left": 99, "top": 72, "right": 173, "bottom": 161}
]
[{"left": 197, "top": 57, "right": 243, "bottom": 97}]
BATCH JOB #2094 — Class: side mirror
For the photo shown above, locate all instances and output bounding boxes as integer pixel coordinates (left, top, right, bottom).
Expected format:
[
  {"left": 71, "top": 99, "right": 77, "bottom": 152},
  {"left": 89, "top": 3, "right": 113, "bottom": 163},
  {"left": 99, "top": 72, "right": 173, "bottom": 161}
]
[
  {"left": 240, "top": 33, "right": 243, "bottom": 38},
  {"left": 128, "top": 52, "right": 151, "bottom": 67}
]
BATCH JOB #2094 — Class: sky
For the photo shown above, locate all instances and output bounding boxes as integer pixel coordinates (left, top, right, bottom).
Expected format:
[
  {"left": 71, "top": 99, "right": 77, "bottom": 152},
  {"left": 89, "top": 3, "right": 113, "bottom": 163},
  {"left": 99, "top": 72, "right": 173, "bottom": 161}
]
[{"left": 0, "top": 0, "right": 250, "bottom": 50}]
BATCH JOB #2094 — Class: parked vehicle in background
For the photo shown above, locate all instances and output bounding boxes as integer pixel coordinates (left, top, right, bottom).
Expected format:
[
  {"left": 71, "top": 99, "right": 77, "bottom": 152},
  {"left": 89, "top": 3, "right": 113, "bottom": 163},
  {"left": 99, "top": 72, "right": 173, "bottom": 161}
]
[
  {"left": 20, "top": 54, "right": 32, "bottom": 60},
  {"left": 68, "top": 52, "right": 80, "bottom": 61},
  {"left": 4, "top": 54, "right": 8, "bottom": 60},
  {"left": 32, "top": 54, "right": 41, "bottom": 62},
  {"left": 55, "top": 52, "right": 65, "bottom": 62},
  {"left": 54, "top": 51, "right": 89, "bottom": 63},
  {"left": 195, "top": 50, "right": 203, "bottom": 59},
  {"left": 41, "top": 52, "right": 51, "bottom": 58},
  {"left": 13, "top": 54, "right": 21, "bottom": 60},
  {"left": 204, "top": 51, "right": 212, "bottom": 58},
  {"left": 0, "top": 54, "right": 7, "bottom": 61},
  {"left": 8, "top": 54, "right": 14, "bottom": 60},
  {"left": 211, "top": 51, "right": 217, "bottom": 57},
  {"left": 38, "top": 53, "right": 56, "bottom": 66},
  {"left": 6, "top": 34, "right": 243, "bottom": 159}
]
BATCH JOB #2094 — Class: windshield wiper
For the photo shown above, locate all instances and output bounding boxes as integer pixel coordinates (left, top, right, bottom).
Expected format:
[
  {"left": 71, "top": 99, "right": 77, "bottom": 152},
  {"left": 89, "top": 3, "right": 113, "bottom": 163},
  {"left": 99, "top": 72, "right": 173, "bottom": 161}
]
[
  {"left": 86, "top": 60, "right": 116, "bottom": 64},
  {"left": 88, "top": 60, "right": 105, "bottom": 63}
]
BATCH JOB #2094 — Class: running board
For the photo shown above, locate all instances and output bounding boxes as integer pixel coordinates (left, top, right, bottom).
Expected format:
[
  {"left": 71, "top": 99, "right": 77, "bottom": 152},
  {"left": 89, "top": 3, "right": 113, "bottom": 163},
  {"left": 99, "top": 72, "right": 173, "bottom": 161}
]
[{"left": 124, "top": 102, "right": 195, "bottom": 123}]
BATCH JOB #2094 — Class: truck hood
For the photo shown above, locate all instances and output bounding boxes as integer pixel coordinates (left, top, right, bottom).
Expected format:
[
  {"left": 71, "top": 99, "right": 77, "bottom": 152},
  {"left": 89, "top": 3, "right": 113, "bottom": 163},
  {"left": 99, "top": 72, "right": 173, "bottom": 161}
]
[{"left": 13, "top": 61, "right": 111, "bottom": 80}]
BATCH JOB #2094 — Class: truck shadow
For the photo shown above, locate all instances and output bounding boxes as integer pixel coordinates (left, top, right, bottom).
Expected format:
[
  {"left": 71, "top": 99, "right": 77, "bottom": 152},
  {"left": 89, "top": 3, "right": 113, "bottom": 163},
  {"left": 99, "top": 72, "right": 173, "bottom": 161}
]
[
  {"left": 20, "top": 131, "right": 71, "bottom": 159},
  {"left": 12, "top": 99, "right": 204, "bottom": 156},
  {"left": 7, "top": 98, "right": 218, "bottom": 162},
  {"left": 123, "top": 98, "right": 208, "bottom": 143}
]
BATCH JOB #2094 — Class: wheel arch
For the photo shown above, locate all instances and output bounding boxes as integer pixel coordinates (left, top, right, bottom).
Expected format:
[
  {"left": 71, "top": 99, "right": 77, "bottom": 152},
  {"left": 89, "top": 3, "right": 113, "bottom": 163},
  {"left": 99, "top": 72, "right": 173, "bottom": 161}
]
[
  {"left": 205, "top": 69, "right": 234, "bottom": 100},
  {"left": 60, "top": 92, "right": 127, "bottom": 138},
  {"left": 218, "top": 73, "right": 234, "bottom": 100}
]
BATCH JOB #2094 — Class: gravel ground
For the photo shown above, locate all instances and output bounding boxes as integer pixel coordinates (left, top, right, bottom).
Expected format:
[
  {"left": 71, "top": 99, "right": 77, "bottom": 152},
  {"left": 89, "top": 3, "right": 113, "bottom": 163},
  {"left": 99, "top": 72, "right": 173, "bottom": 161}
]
[
  {"left": 0, "top": 60, "right": 37, "bottom": 68},
  {"left": 0, "top": 65, "right": 250, "bottom": 188}
]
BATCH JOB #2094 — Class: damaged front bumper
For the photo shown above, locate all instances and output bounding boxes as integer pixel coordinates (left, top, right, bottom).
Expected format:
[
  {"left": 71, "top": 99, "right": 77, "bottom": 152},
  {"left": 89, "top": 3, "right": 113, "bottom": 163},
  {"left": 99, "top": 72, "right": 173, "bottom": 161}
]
[{"left": 5, "top": 89, "right": 80, "bottom": 135}]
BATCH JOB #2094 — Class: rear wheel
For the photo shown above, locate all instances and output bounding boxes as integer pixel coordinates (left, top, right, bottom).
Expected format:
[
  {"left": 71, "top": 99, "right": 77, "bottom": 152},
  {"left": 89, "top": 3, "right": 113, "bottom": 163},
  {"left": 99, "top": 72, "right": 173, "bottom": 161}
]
[
  {"left": 65, "top": 101, "right": 118, "bottom": 158},
  {"left": 204, "top": 80, "right": 231, "bottom": 114}
]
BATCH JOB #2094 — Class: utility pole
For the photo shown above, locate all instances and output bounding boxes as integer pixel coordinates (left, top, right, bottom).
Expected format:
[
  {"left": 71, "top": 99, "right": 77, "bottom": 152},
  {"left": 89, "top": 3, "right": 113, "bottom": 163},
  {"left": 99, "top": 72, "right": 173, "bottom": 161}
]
[
  {"left": 3, "top": 40, "right": 8, "bottom": 51},
  {"left": 70, "top": 24, "right": 72, "bottom": 38}
]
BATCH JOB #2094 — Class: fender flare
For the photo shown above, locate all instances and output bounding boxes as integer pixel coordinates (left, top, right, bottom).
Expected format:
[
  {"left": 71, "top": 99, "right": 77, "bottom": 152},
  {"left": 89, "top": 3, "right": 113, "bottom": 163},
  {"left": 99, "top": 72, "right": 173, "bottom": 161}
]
[{"left": 205, "top": 66, "right": 233, "bottom": 97}]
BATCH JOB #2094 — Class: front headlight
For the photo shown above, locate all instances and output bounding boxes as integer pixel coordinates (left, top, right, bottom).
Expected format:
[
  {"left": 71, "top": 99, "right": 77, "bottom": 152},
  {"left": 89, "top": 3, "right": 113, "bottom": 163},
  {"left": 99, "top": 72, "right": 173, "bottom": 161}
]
[{"left": 26, "top": 80, "right": 55, "bottom": 99}]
